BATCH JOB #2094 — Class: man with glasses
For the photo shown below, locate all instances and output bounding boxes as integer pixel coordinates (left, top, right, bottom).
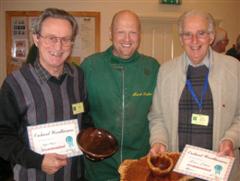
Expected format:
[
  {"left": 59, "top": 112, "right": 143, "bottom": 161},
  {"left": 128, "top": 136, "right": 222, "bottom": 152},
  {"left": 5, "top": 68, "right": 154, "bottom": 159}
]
[
  {"left": 0, "top": 8, "right": 88, "bottom": 181},
  {"left": 148, "top": 9, "right": 240, "bottom": 180}
]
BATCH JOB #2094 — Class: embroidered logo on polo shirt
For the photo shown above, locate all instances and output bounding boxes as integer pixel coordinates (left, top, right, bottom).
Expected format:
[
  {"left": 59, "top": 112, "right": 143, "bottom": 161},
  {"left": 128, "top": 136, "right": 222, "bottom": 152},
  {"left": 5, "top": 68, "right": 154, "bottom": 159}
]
[{"left": 132, "top": 92, "right": 152, "bottom": 97}]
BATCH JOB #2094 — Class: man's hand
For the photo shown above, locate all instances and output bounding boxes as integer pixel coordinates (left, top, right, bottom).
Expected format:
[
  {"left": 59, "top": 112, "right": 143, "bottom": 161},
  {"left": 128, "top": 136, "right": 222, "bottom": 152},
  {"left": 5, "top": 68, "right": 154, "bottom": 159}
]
[
  {"left": 149, "top": 143, "right": 166, "bottom": 157},
  {"left": 41, "top": 153, "right": 68, "bottom": 175},
  {"left": 218, "top": 139, "right": 234, "bottom": 157}
]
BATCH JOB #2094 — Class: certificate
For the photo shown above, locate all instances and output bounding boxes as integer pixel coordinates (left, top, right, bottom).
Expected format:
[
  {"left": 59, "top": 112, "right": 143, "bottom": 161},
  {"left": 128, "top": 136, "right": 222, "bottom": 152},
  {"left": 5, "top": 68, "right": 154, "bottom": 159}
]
[
  {"left": 27, "top": 119, "right": 82, "bottom": 157},
  {"left": 173, "top": 145, "right": 234, "bottom": 181}
]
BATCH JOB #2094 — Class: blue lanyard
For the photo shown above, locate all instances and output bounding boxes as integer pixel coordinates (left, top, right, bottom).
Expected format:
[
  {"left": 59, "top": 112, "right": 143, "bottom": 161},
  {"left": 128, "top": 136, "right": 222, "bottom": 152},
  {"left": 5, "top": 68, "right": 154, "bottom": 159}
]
[{"left": 186, "top": 73, "right": 209, "bottom": 111}]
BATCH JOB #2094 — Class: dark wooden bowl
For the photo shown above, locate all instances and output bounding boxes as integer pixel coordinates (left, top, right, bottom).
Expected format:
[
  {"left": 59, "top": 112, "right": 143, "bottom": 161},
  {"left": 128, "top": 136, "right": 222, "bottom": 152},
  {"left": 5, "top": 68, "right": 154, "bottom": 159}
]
[{"left": 77, "top": 127, "right": 118, "bottom": 161}]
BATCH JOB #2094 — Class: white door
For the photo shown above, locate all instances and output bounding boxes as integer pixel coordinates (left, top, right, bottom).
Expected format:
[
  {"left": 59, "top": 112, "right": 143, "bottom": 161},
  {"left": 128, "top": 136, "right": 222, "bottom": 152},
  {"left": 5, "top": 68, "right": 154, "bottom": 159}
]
[{"left": 139, "top": 17, "right": 183, "bottom": 64}]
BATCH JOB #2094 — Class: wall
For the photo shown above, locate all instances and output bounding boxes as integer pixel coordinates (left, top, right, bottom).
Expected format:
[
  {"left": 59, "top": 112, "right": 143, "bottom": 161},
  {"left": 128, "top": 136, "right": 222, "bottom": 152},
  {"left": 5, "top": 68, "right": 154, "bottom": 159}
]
[{"left": 0, "top": 0, "right": 240, "bottom": 84}]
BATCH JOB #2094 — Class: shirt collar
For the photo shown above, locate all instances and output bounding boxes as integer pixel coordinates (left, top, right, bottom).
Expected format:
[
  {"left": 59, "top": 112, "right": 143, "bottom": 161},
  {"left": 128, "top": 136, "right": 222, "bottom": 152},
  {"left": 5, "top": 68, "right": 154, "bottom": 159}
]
[
  {"left": 107, "top": 46, "right": 140, "bottom": 64},
  {"left": 34, "top": 58, "right": 73, "bottom": 82}
]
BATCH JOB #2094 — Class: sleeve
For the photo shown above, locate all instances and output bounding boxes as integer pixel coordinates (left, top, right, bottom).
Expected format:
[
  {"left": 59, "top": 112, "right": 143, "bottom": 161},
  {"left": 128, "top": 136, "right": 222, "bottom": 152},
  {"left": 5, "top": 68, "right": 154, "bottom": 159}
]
[
  {"left": 0, "top": 157, "right": 13, "bottom": 180},
  {"left": 148, "top": 66, "right": 169, "bottom": 149},
  {"left": 77, "top": 65, "right": 94, "bottom": 129},
  {"left": 81, "top": 98, "right": 94, "bottom": 129},
  {"left": 0, "top": 81, "right": 43, "bottom": 169},
  {"left": 221, "top": 61, "right": 240, "bottom": 149}
]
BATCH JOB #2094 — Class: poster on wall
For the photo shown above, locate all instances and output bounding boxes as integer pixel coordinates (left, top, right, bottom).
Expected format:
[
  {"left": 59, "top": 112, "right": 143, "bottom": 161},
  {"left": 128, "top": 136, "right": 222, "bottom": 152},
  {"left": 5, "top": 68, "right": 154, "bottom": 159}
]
[
  {"left": 71, "top": 17, "right": 96, "bottom": 63},
  {"left": 11, "top": 17, "right": 29, "bottom": 71},
  {"left": 12, "top": 17, "right": 28, "bottom": 38},
  {"left": 12, "top": 39, "right": 28, "bottom": 60}
]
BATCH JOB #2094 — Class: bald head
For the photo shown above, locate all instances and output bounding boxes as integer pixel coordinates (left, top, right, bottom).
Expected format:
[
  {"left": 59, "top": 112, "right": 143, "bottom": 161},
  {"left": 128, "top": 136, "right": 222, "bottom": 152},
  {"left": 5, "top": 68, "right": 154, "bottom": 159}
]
[
  {"left": 110, "top": 10, "right": 141, "bottom": 59},
  {"left": 111, "top": 10, "right": 141, "bottom": 32}
]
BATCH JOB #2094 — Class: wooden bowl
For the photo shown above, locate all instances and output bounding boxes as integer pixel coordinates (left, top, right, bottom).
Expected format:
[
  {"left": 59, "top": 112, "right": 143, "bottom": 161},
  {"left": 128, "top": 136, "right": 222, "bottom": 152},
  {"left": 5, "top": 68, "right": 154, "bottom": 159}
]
[{"left": 77, "top": 127, "right": 118, "bottom": 160}]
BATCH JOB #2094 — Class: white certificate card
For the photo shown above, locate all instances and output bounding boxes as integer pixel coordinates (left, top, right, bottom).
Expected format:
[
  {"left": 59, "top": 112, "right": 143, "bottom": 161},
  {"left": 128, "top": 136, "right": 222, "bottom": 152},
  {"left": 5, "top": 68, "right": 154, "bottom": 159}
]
[
  {"left": 27, "top": 119, "right": 82, "bottom": 157},
  {"left": 174, "top": 145, "right": 234, "bottom": 181}
]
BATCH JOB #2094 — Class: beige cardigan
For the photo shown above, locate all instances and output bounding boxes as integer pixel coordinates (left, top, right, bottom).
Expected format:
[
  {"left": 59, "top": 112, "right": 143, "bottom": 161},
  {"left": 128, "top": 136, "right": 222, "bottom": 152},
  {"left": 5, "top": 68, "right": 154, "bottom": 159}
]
[{"left": 148, "top": 49, "right": 240, "bottom": 180}]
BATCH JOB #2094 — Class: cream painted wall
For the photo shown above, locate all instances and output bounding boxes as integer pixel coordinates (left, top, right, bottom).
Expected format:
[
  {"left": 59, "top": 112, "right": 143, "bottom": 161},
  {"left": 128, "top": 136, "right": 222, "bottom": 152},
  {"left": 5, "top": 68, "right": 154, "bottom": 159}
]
[{"left": 0, "top": 0, "right": 240, "bottom": 84}]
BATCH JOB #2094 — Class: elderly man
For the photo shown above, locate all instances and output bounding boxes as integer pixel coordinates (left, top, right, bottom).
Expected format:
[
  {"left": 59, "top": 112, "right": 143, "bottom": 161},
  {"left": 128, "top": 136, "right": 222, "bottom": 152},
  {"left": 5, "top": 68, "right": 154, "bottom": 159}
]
[
  {"left": 148, "top": 9, "right": 240, "bottom": 180},
  {"left": 211, "top": 27, "right": 229, "bottom": 53},
  {"left": 0, "top": 8, "right": 88, "bottom": 181},
  {"left": 81, "top": 10, "right": 159, "bottom": 181}
]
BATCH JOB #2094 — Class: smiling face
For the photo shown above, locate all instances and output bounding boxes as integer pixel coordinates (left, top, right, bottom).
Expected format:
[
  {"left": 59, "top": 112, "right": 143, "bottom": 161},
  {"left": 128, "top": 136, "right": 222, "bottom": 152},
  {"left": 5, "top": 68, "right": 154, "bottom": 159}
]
[
  {"left": 180, "top": 15, "right": 214, "bottom": 65},
  {"left": 33, "top": 17, "right": 73, "bottom": 74},
  {"left": 110, "top": 11, "right": 141, "bottom": 59}
]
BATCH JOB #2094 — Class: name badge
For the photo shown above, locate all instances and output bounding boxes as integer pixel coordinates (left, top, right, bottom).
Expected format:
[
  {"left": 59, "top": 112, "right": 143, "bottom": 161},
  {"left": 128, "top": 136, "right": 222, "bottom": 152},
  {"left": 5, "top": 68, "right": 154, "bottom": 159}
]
[
  {"left": 191, "top": 113, "right": 209, "bottom": 126},
  {"left": 72, "top": 102, "right": 84, "bottom": 115}
]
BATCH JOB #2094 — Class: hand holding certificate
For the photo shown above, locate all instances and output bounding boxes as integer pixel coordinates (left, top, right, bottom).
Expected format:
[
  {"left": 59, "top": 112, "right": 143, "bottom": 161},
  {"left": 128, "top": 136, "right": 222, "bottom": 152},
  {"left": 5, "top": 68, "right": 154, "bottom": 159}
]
[
  {"left": 27, "top": 119, "right": 82, "bottom": 157},
  {"left": 174, "top": 145, "right": 235, "bottom": 181}
]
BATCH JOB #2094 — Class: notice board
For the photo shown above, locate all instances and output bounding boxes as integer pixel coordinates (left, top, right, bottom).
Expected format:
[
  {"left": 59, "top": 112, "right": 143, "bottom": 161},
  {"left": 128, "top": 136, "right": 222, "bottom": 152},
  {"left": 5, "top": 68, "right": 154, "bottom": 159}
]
[{"left": 6, "top": 11, "right": 100, "bottom": 74}]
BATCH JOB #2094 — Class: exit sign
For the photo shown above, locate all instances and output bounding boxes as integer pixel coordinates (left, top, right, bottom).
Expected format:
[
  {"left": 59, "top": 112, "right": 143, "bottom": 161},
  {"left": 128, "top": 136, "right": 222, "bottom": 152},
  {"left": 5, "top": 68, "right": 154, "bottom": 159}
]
[{"left": 161, "top": 0, "right": 181, "bottom": 5}]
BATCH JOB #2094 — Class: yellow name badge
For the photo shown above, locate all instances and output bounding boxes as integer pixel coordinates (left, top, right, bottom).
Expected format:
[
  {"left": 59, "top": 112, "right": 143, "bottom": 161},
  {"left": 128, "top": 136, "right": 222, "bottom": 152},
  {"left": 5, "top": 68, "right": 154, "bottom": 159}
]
[
  {"left": 191, "top": 113, "right": 209, "bottom": 126},
  {"left": 72, "top": 102, "right": 84, "bottom": 115}
]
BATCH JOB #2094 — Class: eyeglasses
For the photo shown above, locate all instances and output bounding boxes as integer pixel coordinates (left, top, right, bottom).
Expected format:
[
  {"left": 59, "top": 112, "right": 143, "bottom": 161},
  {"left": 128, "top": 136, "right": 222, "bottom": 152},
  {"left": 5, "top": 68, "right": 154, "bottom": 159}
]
[
  {"left": 38, "top": 34, "right": 73, "bottom": 47},
  {"left": 180, "top": 30, "right": 210, "bottom": 40}
]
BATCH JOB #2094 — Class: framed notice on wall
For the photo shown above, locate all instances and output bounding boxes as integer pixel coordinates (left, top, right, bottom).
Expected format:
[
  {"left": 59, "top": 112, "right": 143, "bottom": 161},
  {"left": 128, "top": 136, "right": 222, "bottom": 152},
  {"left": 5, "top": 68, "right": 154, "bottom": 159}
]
[{"left": 6, "top": 11, "right": 100, "bottom": 74}]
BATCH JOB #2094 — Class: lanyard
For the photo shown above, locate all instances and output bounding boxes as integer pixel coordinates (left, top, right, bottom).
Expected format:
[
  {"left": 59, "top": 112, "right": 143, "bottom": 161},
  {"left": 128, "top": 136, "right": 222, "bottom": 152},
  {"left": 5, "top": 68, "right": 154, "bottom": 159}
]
[{"left": 186, "top": 73, "right": 209, "bottom": 111}]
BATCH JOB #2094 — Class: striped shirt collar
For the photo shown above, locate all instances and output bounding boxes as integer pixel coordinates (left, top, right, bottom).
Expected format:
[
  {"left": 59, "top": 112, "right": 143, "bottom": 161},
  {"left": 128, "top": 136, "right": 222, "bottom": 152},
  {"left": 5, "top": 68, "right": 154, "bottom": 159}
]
[{"left": 34, "top": 58, "right": 73, "bottom": 82}]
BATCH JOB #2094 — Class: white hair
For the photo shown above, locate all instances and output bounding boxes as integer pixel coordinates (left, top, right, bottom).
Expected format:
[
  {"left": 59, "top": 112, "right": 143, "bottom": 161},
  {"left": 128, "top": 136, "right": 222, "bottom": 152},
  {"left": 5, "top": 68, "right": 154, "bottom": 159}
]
[{"left": 178, "top": 9, "right": 216, "bottom": 34}]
